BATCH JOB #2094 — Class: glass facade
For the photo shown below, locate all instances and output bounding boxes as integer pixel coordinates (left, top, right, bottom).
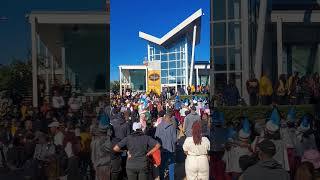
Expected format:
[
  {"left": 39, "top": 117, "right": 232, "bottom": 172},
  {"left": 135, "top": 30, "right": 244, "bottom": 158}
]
[
  {"left": 148, "top": 37, "right": 190, "bottom": 91},
  {"left": 211, "top": 0, "right": 243, "bottom": 94},
  {"left": 130, "top": 70, "right": 146, "bottom": 91}
]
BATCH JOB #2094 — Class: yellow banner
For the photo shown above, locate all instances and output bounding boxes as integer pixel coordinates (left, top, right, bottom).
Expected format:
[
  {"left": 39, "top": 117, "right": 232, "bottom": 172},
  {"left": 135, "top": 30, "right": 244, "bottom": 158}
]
[{"left": 147, "top": 70, "right": 161, "bottom": 95}]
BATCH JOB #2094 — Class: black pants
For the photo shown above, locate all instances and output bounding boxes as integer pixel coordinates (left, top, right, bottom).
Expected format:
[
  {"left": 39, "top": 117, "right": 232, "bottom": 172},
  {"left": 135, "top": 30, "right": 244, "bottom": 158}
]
[
  {"left": 111, "top": 157, "right": 122, "bottom": 180},
  {"left": 126, "top": 167, "right": 148, "bottom": 180},
  {"left": 277, "top": 95, "right": 287, "bottom": 105},
  {"left": 261, "top": 96, "right": 271, "bottom": 105},
  {"left": 249, "top": 93, "right": 258, "bottom": 106}
]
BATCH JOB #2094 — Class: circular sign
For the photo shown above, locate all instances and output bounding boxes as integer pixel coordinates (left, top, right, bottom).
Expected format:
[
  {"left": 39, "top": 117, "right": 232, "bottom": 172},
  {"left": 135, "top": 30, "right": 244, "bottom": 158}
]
[{"left": 149, "top": 73, "right": 160, "bottom": 81}]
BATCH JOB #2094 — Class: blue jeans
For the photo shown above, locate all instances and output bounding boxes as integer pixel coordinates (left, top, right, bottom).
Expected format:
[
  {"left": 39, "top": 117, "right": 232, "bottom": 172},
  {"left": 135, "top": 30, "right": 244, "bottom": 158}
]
[{"left": 159, "top": 151, "right": 175, "bottom": 180}]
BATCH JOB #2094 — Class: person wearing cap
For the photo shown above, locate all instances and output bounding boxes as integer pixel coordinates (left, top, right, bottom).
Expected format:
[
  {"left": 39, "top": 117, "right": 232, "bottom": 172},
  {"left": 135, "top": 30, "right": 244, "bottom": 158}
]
[
  {"left": 295, "top": 115, "right": 317, "bottom": 158},
  {"left": 241, "top": 140, "right": 290, "bottom": 180},
  {"left": 183, "top": 106, "right": 200, "bottom": 137},
  {"left": 91, "top": 112, "right": 112, "bottom": 180},
  {"left": 155, "top": 113, "right": 177, "bottom": 180},
  {"left": 251, "top": 108, "right": 290, "bottom": 171},
  {"left": 174, "top": 96, "right": 182, "bottom": 123},
  {"left": 280, "top": 107, "right": 299, "bottom": 176},
  {"left": 179, "top": 101, "right": 189, "bottom": 126},
  {"left": 48, "top": 121, "right": 64, "bottom": 147},
  {"left": 223, "top": 118, "right": 252, "bottom": 180},
  {"left": 113, "top": 122, "right": 161, "bottom": 180}
]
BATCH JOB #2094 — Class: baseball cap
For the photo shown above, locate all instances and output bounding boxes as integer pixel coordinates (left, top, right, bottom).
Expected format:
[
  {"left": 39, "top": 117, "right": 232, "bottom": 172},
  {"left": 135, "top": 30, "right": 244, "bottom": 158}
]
[
  {"left": 257, "top": 140, "right": 276, "bottom": 156},
  {"left": 48, "top": 121, "right": 60, "bottom": 128},
  {"left": 132, "top": 122, "right": 142, "bottom": 131}
]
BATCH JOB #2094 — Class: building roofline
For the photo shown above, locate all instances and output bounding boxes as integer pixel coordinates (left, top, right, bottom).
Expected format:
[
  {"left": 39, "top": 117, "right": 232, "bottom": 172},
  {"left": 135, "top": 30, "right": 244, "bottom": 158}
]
[
  {"left": 139, "top": 9, "right": 202, "bottom": 46},
  {"left": 271, "top": 10, "right": 320, "bottom": 22},
  {"left": 119, "top": 65, "right": 147, "bottom": 70},
  {"left": 27, "top": 11, "right": 109, "bottom": 24}
]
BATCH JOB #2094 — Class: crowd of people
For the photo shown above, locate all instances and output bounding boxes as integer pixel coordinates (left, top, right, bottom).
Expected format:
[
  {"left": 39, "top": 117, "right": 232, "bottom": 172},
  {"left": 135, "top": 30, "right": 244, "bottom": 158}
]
[
  {"left": 107, "top": 91, "right": 320, "bottom": 180},
  {"left": 0, "top": 79, "right": 110, "bottom": 180},
  {"left": 0, "top": 76, "right": 320, "bottom": 180},
  {"left": 245, "top": 72, "right": 320, "bottom": 106}
]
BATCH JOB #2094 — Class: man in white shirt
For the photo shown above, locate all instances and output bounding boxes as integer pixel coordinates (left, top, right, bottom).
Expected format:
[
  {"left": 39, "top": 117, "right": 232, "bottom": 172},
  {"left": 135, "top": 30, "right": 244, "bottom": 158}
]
[
  {"left": 52, "top": 90, "right": 65, "bottom": 114},
  {"left": 48, "top": 121, "right": 64, "bottom": 146}
]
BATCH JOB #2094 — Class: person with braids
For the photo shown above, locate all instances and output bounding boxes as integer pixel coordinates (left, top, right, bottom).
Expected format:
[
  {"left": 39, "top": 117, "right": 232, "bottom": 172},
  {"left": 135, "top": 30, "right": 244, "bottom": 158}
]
[{"left": 183, "top": 121, "right": 210, "bottom": 180}]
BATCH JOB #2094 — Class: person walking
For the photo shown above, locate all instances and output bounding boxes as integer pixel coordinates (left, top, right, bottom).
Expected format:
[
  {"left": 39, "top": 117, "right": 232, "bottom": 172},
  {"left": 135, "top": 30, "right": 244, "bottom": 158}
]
[
  {"left": 113, "top": 122, "right": 161, "bottom": 180},
  {"left": 183, "top": 121, "right": 210, "bottom": 180},
  {"left": 155, "top": 113, "right": 177, "bottom": 180},
  {"left": 183, "top": 106, "right": 200, "bottom": 137},
  {"left": 241, "top": 140, "right": 290, "bottom": 180}
]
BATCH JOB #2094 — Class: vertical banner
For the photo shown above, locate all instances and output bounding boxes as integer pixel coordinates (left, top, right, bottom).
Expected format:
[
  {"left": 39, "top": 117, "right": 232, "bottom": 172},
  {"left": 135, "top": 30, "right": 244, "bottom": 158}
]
[{"left": 147, "top": 61, "right": 161, "bottom": 95}]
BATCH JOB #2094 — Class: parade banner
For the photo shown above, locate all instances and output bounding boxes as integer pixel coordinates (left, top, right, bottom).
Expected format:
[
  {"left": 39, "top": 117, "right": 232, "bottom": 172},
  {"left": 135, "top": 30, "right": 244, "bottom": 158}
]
[
  {"left": 147, "top": 60, "right": 161, "bottom": 95},
  {"left": 148, "top": 70, "right": 161, "bottom": 95}
]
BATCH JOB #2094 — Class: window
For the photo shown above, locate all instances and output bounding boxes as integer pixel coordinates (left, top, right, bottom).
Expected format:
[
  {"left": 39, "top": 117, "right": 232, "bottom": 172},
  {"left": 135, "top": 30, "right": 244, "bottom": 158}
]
[
  {"left": 229, "top": 47, "right": 242, "bottom": 71},
  {"left": 212, "top": 0, "right": 226, "bottom": 21},
  {"left": 228, "top": 0, "right": 241, "bottom": 19},
  {"left": 169, "top": 69, "right": 176, "bottom": 77},
  {"left": 214, "top": 73, "right": 227, "bottom": 93},
  {"left": 228, "top": 22, "right": 241, "bottom": 45},
  {"left": 161, "top": 78, "right": 167, "bottom": 84},
  {"left": 169, "top": 53, "right": 176, "bottom": 60},
  {"left": 212, "top": 23, "right": 226, "bottom": 46},
  {"left": 214, "top": 48, "right": 227, "bottom": 71},
  {"left": 161, "top": 62, "right": 168, "bottom": 69},
  {"left": 161, "top": 70, "right": 168, "bottom": 78},
  {"left": 169, "top": 61, "right": 176, "bottom": 69}
]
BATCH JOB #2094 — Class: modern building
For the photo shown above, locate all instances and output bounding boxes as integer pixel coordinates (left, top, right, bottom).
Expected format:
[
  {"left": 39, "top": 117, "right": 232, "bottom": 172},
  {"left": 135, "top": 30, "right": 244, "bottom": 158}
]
[
  {"left": 210, "top": 0, "right": 320, "bottom": 103},
  {"left": 119, "top": 9, "right": 210, "bottom": 95},
  {"left": 28, "top": 10, "right": 109, "bottom": 107}
]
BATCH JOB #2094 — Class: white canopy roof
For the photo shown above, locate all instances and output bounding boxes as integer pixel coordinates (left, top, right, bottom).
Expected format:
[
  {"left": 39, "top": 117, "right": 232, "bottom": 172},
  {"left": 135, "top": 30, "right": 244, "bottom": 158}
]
[{"left": 139, "top": 9, "right": 202, "bottom": 47}]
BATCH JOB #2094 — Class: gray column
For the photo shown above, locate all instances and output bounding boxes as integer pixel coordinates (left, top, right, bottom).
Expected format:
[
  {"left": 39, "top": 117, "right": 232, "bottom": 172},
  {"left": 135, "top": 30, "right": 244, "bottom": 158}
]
[
  {"left": 196, "top": 67, "right": 199, "bottom": 86},
  {"left": 119, "top": 67, "right": 122, "bottom": 95},
  {"left": 277, "top": 18, "right": 283, "bottom": 76},
  {"left": 254, "top": 0, "right": 267, "bottom": 78},
  {"left": 241, "top": 0, "right": 250, "bottom": 104},
  {"left": 145, "top": 68, "right": 148, "bottom": 92},
  {"left": 31, "top": 17, "right": 38, "bottom": 107},
  {"left": 189, "top": 25, "right": 197, "bottom": 86}
]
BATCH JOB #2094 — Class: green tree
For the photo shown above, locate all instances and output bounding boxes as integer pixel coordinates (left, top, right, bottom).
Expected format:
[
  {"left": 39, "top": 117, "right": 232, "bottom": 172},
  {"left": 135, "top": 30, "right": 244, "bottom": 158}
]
[
  {"left": 0, "top": 59, "right": 32, "bottom": 96},
  {"left": 110, "top": 80, "right": 120, "bottom": 93}
]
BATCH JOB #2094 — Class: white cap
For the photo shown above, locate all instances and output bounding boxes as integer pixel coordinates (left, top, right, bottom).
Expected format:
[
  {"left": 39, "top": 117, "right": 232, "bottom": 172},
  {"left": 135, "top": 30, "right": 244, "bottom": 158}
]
[
  {"left": 238, "top": 129, "right": 250, "bottom": 139},
  {"left": 266, "top": 120, "right": 279, "bottom": 132},
  {"left": 48, "top": 121, "right": 60, "bottom": 128},
  {"left": 132, "top": 122, "right": 142, "bottom": 131}
]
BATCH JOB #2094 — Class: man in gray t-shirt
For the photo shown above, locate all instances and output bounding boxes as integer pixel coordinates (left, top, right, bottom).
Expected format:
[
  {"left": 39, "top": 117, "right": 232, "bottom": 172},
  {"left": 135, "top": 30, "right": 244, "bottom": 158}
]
[{"left": 183, "top": 106, "right": 200, "bottom": 137}]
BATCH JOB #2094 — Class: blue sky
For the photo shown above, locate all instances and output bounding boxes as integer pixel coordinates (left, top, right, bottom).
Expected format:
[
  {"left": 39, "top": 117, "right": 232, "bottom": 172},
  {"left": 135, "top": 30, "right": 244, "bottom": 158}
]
[
  {"left": 110, "top": 0, "right": 210, "bottom": 80},
  {"left": 0, "top": 0, "right": 105, "bottom": 65}
]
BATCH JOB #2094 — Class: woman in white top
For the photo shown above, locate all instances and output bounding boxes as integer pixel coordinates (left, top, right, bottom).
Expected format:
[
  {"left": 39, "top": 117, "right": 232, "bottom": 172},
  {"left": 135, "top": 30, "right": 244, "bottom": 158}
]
[{"left": 183, "top": 121, "right": 210, "bottom": 180}]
